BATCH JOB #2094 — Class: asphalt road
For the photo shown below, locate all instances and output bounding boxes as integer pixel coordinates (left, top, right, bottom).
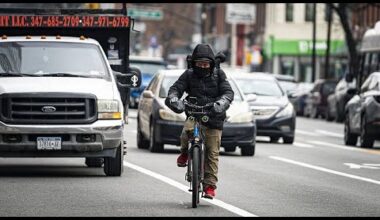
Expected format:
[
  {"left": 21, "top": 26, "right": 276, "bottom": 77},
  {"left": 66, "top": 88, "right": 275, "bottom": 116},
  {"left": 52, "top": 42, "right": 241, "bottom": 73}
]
[{"left": 1, "top": 109, "right": 380, "bottom": 217}]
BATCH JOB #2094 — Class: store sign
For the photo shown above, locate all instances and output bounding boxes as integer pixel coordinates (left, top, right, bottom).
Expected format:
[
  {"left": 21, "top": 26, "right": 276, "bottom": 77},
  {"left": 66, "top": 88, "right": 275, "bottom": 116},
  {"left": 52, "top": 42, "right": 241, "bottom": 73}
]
[
  {"left": 298, "top": 41, "right": 328, "bottom": 53},
  {"left": 226, "top": 3, "right": 256, "bottom": 24}
]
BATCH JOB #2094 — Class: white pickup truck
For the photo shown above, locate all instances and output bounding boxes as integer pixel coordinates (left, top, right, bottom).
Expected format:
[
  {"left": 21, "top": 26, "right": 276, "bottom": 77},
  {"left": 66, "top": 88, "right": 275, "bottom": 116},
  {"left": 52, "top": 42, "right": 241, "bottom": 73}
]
[{"left": 0, "top": 34, "right": 140, "bottom": 176}]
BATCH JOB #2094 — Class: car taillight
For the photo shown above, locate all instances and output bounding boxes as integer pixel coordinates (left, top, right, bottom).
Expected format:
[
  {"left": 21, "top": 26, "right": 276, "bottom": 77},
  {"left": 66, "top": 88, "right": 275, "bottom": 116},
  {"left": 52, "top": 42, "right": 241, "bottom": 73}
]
[{"left": 374, "top": 96, "right": 380, "bottom": 103}]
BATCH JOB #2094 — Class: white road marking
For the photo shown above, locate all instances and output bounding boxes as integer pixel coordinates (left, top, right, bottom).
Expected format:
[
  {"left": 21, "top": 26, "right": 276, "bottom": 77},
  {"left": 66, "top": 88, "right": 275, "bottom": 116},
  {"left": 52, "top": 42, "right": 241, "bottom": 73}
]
[
  {"left": 269, "top": 156, "right": 380, "bottom": 185},
  {"left": 315, "top": 130, "right": 344, "bottom": 138},
  {"left": 295, "top": 130, "right": 321, "bottom": 137},
  {"left": 293, "top": 142, "right": 315, "bottom": 148},
  {"left": 344, "top": 163, "right": 380, "bottom": 169},
  {"left": 124, "top": 161, "right": 257, "bottom": 217},
  {"left": 308, "top": 141, "right": 362, "bottom": 152}
]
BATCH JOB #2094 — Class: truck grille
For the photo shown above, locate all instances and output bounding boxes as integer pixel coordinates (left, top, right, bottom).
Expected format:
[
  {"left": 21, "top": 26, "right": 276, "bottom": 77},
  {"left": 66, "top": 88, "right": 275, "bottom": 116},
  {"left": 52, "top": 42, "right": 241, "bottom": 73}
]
[{"left": 0, "top": 93, "right": 97, "bottom": 124}]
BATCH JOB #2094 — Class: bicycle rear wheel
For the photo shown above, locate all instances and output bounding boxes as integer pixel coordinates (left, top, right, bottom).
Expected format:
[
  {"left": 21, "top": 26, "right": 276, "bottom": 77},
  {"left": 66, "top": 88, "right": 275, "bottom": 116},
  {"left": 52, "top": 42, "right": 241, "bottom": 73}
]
[{"left": 192, "top": 146, "right": 200, "bottom": 208}]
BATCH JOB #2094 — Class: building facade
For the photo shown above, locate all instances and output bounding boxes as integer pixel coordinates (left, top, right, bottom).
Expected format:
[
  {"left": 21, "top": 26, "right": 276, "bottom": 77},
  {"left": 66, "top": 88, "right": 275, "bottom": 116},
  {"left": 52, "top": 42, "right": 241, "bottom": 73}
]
[{"left": 264, "top": 3, "right": 347, "bottom": 82}]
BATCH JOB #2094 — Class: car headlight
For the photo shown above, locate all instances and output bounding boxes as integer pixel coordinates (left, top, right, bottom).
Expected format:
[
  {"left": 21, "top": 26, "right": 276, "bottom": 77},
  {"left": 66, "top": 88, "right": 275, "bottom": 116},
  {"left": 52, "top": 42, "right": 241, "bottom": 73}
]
[
  {"left": 97, "top": 100, "right": 121, "bottom": 119},
  {"left": 228, "top": 112, "right": 254, "bottom": 123},
  {"left": 159, "top": 109, "right": 186, "bottom": 122},
  {"left": 275, "top": 103, "right": 294, "bottom": 118}
]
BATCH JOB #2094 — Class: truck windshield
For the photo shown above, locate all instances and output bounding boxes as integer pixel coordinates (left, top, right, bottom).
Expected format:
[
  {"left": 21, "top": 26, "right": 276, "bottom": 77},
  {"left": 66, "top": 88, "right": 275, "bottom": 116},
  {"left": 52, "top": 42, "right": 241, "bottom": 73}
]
[{"left": 0, "top": 41, "right": 109, "bottom": 79}]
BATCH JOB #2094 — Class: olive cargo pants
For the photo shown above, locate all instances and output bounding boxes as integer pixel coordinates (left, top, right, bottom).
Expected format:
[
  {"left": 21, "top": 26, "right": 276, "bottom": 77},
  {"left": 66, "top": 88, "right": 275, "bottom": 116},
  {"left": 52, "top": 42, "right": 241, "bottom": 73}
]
[{"left": 180, "top": 119, "right": 222, "bottom": 189}]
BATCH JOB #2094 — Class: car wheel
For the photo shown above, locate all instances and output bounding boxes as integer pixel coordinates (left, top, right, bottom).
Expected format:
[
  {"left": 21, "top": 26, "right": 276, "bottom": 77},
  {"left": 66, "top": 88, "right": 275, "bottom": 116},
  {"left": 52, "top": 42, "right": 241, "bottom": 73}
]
[
  {"left": 137, "top": 117, "right": 149, "bottom": 149},
  {"left": 335, "top": 103, "right": 345, "bottom": 123},
  {"left": 360, "top": 115, "right": 374, "bottom": 148},
  {"left": 85, "top": 158, "right": 104, "bottom": 167},
  {"left": 325, "top": 104, "right": 334, "bottom": 122},
  {"left": 270, "top": 137, "right": 280, "bottom": 143},
  {"left": 344, "top": 114, "right": 358, "bottom": 146},
  {"left": 224, "top": 146, "right": 236, "bottom": 152},
  {"left": 149, "top": 122, "right": 164, "bottom": 153},
  {"left": 240, "top": 144, "right": 255, "bottom": 156},
  {"left": 283, "top": 136, "right": 294, "bottom": 144},
  {"left": 104, "top": 143, "right": 124, "bottom": 176}
]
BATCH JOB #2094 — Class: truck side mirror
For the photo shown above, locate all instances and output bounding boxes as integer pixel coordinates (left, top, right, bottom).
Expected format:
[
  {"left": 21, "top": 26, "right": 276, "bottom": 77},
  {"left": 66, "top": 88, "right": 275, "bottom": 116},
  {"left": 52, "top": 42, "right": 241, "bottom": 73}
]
[{"left": 115, "top": 66, "right": 142, "bottom": 88}]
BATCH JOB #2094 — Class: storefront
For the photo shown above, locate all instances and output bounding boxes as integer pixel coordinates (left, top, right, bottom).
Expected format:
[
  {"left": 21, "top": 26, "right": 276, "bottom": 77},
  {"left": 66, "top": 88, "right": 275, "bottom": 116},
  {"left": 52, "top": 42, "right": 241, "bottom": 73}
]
[{"left": 264, "top": 36, "right": 347, "bottom": 82}]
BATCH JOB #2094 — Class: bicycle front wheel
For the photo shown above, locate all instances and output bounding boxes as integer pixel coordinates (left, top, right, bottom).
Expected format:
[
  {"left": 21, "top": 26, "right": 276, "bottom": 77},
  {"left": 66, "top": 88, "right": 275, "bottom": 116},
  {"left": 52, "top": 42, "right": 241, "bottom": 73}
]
[{"left": 192, "top": 146, "right": 200, "bottom": 208}]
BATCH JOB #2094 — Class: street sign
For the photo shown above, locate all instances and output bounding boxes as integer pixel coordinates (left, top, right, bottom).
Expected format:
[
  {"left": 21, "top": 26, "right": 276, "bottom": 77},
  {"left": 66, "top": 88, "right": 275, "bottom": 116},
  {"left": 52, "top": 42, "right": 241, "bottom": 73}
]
[
  {"left": 226, "top": 4, "right": 256, "bottom": 24},
  {"left": 128, "top": 8, "right": 163, "bottom": 21}
]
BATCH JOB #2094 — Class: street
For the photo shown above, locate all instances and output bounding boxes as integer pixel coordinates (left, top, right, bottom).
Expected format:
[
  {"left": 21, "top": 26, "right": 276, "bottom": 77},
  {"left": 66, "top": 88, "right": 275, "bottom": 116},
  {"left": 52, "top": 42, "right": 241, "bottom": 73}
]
[{"left": 1, "top": 109, "right": 380, "bottom": 217}]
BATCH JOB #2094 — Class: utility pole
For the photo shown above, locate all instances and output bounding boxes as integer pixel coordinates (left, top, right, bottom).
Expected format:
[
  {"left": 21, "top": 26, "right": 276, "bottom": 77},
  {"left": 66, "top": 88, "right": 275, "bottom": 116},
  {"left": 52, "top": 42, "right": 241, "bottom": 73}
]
[
  {"left": 312, "top": 3, "right": 317, "bottom": 82},
  {"left": 325, "top": 4, "right": 332, "bottom": 79},
  {"left": 201, "top": 3, "right": 206, "bottom": 43}
]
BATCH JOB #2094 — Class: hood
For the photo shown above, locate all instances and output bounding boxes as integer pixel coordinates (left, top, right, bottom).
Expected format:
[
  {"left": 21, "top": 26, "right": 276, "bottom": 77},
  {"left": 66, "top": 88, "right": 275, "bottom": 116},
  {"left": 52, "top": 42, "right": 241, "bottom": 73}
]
[
  {"left": 191, "top": 44, "right": 215, "bottom": 70},
  {"left": 248, "top": 95, "right": 289, "bottom": 107},
  {"left": 0, "top": 77, "right": 115, "bottom": 99}
]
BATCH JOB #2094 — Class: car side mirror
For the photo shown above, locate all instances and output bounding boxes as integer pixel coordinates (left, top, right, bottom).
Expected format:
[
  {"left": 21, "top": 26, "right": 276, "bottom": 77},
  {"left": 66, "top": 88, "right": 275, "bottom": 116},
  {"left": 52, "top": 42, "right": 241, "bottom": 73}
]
[
  {"left": 114, "top": 66, "right": 142, "bottom": 88},
  {"left": 142, "top": 90, "right": 154, "bottom": 99},
  {"left": 246, "top": 94, "right": 257, "bottom": 102},
  {"left": 345, "top": 73, "right": 354, "bottom": 83}
]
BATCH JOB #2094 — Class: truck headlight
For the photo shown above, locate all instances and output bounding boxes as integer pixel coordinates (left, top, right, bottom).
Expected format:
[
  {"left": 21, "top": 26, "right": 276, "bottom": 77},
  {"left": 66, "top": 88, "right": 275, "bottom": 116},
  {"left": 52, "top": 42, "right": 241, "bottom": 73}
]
[
  {"left": 228, "top": 112, "right": 253, "bottom": 123},
  {"left": 97, "top": 100, "right": 121, "bottom": 119},
  {"left": 275, "top": 103, "right": 294, "bottom": 118},
  {"left": 159, "top": 109, "right": 186, "bottom": 121}
]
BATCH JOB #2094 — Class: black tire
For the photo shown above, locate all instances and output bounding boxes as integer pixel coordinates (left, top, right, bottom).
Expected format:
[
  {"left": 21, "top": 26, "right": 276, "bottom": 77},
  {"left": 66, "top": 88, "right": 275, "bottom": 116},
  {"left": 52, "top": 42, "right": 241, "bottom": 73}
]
[
  {"left": 335, "top": 103, "right": 345, "bottom": 123},
  {"left": 344, "top": 114, "right": 358, "bottom": 146},
  {"left": 241, "top": 144, "right": 255, "bottom": 156},
  {"left": 149, "top": 122, "right": 164, "bottom": 153},
  {"left": 360, "top": 115, "right": 374, "bottom": 148},
  {"left": 283, "top": 136, "right": 294, "bottom": 144},
  {"left": 325, "top": 105, "right": 334, "bottom": 122},
  {"left": 85, "top": 158, "right": 104, "bottom": 168},
  {"left": 270, "top": 137, "right": 280, "bottom": 143},
  {"left": 104, "top": 143, "right": 124, "bottom": 176},
  {"left": 192, "top": 147, "right": 200, "bottom": 208},
  {"left": 224, "top": 146, "right": 236, "bottom": 152},
  {"left": 137, "top": 118, "right": 149, "bottom": 149}
]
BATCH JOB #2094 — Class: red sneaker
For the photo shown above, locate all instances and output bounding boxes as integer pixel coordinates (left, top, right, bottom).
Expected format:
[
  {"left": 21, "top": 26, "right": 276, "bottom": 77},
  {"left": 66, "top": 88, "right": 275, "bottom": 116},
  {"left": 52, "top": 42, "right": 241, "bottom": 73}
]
[
  {"left": 203, "top": 186, "right": 215, "bottom": 199},
  {"left": 177, "top": 153, "right": 188, "bottom": 167}
]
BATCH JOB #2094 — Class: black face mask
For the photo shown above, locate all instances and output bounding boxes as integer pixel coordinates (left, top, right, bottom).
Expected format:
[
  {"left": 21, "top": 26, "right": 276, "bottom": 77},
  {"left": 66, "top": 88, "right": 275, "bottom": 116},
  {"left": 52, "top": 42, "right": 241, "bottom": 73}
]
[{"left": 193, "top": 66, "right": 211, "bottom": 78}]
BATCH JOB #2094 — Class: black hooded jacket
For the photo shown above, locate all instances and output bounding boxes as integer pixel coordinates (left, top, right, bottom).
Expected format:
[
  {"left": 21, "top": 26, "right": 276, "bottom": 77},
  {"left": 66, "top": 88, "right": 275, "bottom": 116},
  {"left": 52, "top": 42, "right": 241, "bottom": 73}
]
[{"left": 165, "top": 44, "right": 234, "bottom": 130}]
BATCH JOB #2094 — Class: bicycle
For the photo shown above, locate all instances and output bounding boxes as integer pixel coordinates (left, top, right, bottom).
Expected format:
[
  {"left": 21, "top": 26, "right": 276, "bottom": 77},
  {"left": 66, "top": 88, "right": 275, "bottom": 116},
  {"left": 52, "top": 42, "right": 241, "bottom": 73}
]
[{"left": 183, "top": 99, "right": 214, "bottom": 208}]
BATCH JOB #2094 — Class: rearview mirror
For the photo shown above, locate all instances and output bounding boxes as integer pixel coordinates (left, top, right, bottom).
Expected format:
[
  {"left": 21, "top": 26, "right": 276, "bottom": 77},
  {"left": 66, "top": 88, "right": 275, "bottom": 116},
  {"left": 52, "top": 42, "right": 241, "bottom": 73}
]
[
  {"left": 246, "top": 94, "right": 257, "bottom": 102},
  {"left": 114, "top": 66, "right": 142, "bottom": 88}
]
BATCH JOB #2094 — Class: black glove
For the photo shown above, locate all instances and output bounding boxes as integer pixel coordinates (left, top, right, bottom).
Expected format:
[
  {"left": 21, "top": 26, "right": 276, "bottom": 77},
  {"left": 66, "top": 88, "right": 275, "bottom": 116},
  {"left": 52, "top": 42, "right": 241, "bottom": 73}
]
[
  {"left": 212, "top": 97, "right": 231, "bottom": 114},
  {"left": 167, "top": 96, "right": 185, "bottom": 113}
]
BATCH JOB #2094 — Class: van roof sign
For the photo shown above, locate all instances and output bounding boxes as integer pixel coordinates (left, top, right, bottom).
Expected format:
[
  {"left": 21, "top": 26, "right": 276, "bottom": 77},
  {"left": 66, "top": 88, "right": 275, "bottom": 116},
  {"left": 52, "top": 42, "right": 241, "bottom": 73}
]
[{"left": 0, "top": 15, "right": 130, "bottom": 28}]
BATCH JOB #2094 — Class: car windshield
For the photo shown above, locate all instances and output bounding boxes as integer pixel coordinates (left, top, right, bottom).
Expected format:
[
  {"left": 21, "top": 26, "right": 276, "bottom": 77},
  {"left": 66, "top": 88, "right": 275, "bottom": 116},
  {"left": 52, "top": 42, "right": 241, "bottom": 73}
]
[
  {"left": 0, "top": 41, "right": 109, "bottom": 78},
  {"left": 235, "top": 78, "right": 284, "bottom": 96},
  {"left": 130, "top": 61, "right": 167, "bottom": 77},
  {"left": 159, "top": 75, "right": 243, "bottom": 101},
  {"left": 278, "top": 81, "right": 298, "bottom": 93}
]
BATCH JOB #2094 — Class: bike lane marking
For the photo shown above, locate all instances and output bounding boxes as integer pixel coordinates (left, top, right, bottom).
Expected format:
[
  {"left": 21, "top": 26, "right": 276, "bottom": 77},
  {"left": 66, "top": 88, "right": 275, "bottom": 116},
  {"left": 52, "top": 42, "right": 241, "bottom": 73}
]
[
  {"left": 315, "top": 130, "right": 344, "bottom": 138},
  {"left": 295, "top": 130, "right": 322, "bottom": 137},
  {"left": 269, "top": 156, "right": 380, "bottom": 185},
  {"left": 124, "top": 161, "right": 257, "bottom": 217},
  {"left": 293, "top": 142, "right": 315, "bottom": 148}
]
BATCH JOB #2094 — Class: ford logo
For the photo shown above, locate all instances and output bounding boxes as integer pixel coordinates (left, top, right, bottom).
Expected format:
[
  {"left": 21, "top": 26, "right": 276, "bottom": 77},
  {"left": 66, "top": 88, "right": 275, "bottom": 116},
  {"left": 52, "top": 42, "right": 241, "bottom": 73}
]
[{"left": 41, "top": 106, "right": 56, "bottom": 113}]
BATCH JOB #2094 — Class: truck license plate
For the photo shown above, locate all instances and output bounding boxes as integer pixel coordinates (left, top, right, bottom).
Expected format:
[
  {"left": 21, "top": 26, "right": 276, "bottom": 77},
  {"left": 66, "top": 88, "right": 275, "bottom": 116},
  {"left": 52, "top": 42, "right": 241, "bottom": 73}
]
[{"left": 37, "top": 137, "right": 62, "bottom": 150}]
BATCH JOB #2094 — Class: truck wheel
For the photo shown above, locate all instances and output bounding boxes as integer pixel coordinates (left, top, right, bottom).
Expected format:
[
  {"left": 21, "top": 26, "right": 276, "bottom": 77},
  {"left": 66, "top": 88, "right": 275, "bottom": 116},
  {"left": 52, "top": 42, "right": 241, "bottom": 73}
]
[
  {"left": 137, "top": 118, "right": 149, "bottom": 149},
  {"left": 344, "top": 115, "right": 357, "bottom": 146},
  {"left": 149, "top": 122, "right": 164, "bottom": 153},
  {"left": 85, "top": 158, "right": 104, "bottom": 167},
  {"left": 240, "top": 144, "right": 255, "bottom": 156},
  {"left": 104, "top": 143, "right": 124, "bottom": 176},
  {"left": 360, "top": 116, "right": 374, "bottom": 148}
]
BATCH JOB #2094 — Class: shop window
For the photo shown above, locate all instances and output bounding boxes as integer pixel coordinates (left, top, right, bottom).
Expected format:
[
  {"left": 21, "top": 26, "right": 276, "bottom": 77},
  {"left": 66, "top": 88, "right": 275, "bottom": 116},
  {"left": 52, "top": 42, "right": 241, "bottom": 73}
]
[
  {"left": 285, "top": 4, "right": 294, "bottom": 22},
  {"left": 305, "top": 3, "right": 314, "bottom": 22}
]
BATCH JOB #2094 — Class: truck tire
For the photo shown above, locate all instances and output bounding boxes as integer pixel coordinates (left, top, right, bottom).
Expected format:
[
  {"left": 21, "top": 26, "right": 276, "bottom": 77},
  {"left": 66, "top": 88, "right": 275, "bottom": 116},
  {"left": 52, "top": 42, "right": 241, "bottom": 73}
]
[
  {"left": 85, "top": 158, "right": 104, "bottom": 167},
  {"left": 104, "top": 143, "right": 124, "bottom": 176}
]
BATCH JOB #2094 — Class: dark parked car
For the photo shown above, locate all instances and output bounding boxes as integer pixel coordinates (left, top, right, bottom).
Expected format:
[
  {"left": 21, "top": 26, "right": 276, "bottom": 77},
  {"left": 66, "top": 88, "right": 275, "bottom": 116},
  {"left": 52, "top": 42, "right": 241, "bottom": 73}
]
[
  {"left": 129, "top": 56, "right": 168, "bottom": 108},
  {"left": 288, "top": 82, "right": 314, "bottom": 116},
  {"left": 303, "top": 79, "right": 338, "bottom": 119},
  {"left": 326, "top": 76, "right": 357, "bottom": 122},
  {"left": 137, "top": 69, "right": 257, "bottom": 156},
  {"left": 233, "top": 72, "right": 296, "bottom": 144},
  {"left": 344, "top": 72, "right": 380, "bottom": 148}
]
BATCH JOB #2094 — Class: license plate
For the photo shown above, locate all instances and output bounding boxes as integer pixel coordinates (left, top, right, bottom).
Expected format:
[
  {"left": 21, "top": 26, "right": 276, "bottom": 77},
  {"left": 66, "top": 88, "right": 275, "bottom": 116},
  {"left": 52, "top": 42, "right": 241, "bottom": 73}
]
[{"left": 37, "top": 137, "right": 62, "bottom": 150}]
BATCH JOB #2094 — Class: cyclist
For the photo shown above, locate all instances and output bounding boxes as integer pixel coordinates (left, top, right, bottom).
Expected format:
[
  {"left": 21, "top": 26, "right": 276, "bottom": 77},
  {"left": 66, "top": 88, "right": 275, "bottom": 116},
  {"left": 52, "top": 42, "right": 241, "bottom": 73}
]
[{"left": 165, "top": 43, "right": 234, "bottom": 199}]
